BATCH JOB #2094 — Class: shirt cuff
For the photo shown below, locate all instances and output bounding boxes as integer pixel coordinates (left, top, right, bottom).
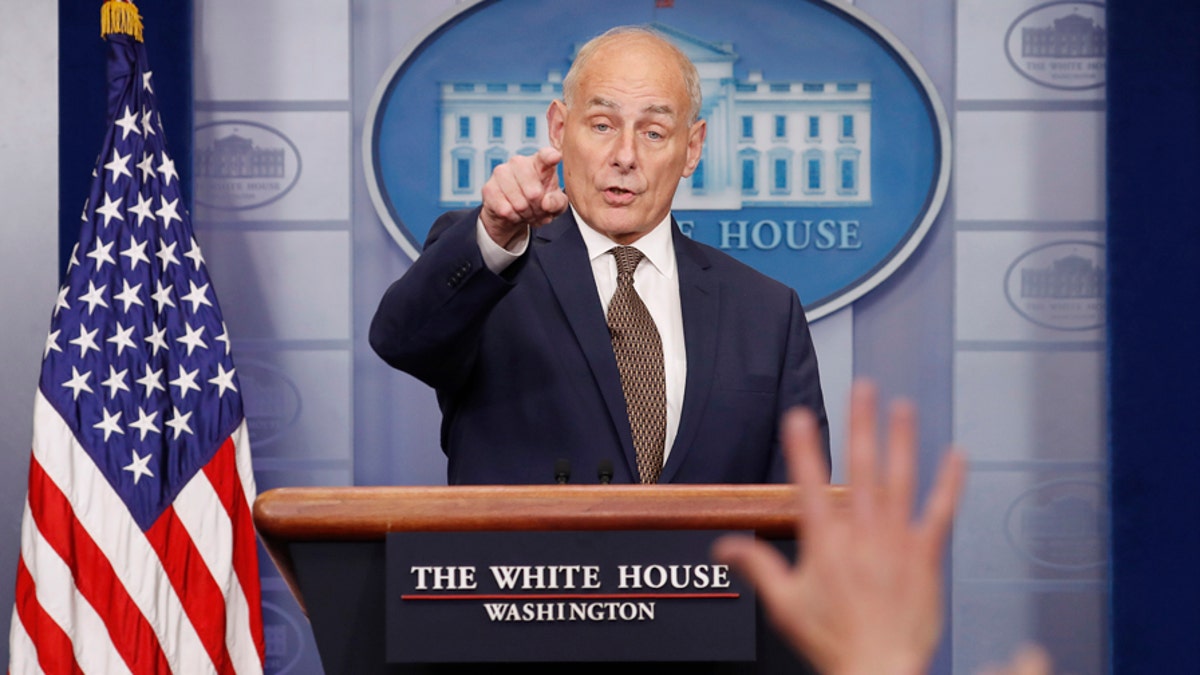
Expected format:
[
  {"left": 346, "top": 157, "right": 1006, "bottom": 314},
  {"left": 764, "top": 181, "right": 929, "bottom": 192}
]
[{"left": 476, "top": 217, "right": 529, "bottom": 274}]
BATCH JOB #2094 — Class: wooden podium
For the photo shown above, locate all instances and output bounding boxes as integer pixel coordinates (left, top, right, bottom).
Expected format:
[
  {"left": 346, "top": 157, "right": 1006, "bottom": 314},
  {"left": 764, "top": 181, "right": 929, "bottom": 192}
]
[{"left": 254, "top": 485, "right": 838, "bottom": 674}]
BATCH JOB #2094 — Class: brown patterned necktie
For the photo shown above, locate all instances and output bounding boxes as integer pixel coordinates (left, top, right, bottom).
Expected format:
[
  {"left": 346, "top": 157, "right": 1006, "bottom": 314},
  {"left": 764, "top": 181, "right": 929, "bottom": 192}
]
[{"left": 606, "top": 246, "right": 666, "bottom": 484}]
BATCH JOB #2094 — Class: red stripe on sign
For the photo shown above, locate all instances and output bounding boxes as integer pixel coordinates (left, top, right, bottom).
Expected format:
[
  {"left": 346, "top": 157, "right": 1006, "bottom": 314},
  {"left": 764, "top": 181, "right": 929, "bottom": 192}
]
[
  {"left": 146, "top": 504, "right": 235, "bottom": 674},
  {"left": 203, "top": 436, "right": 266, "bottom": 662},
  {"left": 14, "top": 557, "right": 85, "bottom": 675},
  {"left": 26, "top": 455, "right": 172, "bottom": 674}
]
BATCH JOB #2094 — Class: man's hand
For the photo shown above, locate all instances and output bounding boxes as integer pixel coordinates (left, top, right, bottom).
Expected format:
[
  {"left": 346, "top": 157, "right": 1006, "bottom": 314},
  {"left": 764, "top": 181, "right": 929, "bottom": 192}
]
[
  {"left": 479, "top": 146, "right": 569, "bottom": 248},
  {"left": 713, "top": 381, "right": 966, "bottom": 675}
]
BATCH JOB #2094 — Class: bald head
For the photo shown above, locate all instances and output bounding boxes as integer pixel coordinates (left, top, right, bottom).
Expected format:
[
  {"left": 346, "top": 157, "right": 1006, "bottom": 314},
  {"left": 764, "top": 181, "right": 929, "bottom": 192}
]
[{"left": 562, "top": 26, "right": 703, "bottom": 124}]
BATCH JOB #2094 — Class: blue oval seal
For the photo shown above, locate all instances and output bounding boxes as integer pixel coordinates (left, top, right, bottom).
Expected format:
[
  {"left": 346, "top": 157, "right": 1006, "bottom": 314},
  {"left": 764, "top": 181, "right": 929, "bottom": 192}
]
[{"left": 365, "top": 0, "right": 950, "bottom": 319}]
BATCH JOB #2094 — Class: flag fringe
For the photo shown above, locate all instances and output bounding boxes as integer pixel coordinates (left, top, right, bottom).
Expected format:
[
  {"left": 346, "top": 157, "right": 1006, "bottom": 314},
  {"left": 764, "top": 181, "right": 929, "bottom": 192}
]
[{"left": 101, "top": 0, "right": 144, "bottom": 42}]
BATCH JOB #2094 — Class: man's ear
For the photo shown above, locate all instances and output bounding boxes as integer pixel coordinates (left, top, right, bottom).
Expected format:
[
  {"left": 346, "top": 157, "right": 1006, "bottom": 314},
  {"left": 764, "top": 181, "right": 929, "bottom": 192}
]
[
  {"left": 547, "top": 100, "right": 567, "bottom": 151},
  {"left": 682, "top": 118, "right": 708, "bottom": 178}
]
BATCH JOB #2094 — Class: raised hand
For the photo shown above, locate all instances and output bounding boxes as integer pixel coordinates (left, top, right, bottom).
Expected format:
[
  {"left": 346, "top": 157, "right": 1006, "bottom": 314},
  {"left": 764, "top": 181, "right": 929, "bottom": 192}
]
[
  {"left": 713, "top": 381, "right": 967, "bottom": 675},
  {"left": 479, "top": 145, "right": 569, "bottom": 248}
]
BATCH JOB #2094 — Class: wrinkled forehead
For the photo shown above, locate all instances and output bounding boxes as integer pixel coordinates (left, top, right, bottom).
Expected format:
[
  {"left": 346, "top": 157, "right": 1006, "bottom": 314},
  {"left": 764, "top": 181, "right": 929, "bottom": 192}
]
[{"left": 574, "top": 38, "right": 691, "bottom": 113}]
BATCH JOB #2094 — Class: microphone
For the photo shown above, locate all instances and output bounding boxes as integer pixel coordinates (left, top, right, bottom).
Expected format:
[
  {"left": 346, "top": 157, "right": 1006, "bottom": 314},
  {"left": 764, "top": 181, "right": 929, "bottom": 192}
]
[
  {"left": 597, "top": 459, "right": 613, "bottom": 485},
  {"left": 554, "top": 459, "right": 571, "bottom": 484}
]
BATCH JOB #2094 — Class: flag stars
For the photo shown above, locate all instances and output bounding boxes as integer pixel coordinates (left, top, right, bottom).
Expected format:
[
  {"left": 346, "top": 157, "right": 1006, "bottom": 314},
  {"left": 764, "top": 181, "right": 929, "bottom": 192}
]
[
  {"left": 123, "top": 450, "right": 155, "bottom": 485},
  {"left": 54, "top": 286, "right": 70, "bottom": 316},
  {"left": 136, "top": 364, "right": 166, "bottom": 399},
  {"left": 184, "top": 237, "right": 205, "bottom": 270},
  {"left": 216, "top": 322, "right": 232, "bottom": 356},
  {"left": 156, "top": 196, "right": 182, "bottom": 228},
  {"left": 144, "top": 323, "right": 169, "bottom": 356},
  {"left": 169, "top": 365, "right": 202, "bottom": 398},
  {"left": 181, "top": 281, "right": 213, "bottom": 313},
  {"left": 67, "top": 244, "right": 81, "bottom": 272},
  {"left": 44, "top": 329, "right": 62, "bottom": 358},
  {"left": 156, "top": 239, "right": 180, "bottom": 272},
  {"left": 114, "top": 106, "right": 140, "bottom": 140},
  {"left": 107, "top": 322, "right": 137, "bottom": 355},
  {"left": 128, "top": 407, "right": 161, "bottom": 440},
  {"left": 120, "top": 238, "right": 151, "bottom": 272},
  {"left": 140, "top": 106, "right": 157, "bottom": 137},
  {"left": 93, "top": 408, "right": 125, "bottom": 442},
  {"left": 62, "top": 367, "right": 94, "bottom": 400},
  {"left": 142, "top": 70, "right": 154, "bottom": 93},
  {"left": 165, "top": 406, "right": 194, "bottom": 439},
  {"left": 86, "top": 238, "right": 117, "bottom": 271},
  {"left": 177, "top": 322, "right": 208, "bottom": 356},
  {"left": 158, "top": 153, "right": 177, "bottom": 186},
  {"left": 103, "top": 148, "right": 133, "bottom": 184},
  {"left": 101, "top": 366, "right": 130, "bottom": 398},
  {"left": 151, "top": 281, "right": 175, "bottom": 312},
  {"left": 94, "top": 192, "right": 124, "bottom": 228},
  {"left": 69, "top": 324, "right": 101, "bottom": 358},
  {"left": 113, "top": 280, "right": 144, "bottom": 313},
  {"left": 128, "top": 191, "right": 155, "bottom": 226},
  {"left": 209, "top": 364, "right": 238, "bottom": 398},
  {"left": 77, "top": 280, "right": 109, "bottom": 315}
]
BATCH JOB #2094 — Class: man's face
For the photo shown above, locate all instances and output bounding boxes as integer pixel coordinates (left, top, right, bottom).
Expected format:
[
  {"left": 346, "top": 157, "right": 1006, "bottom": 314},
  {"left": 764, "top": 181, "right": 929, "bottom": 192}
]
[{"left": 548, "top": 36, "right": 706, "bottom": 245}]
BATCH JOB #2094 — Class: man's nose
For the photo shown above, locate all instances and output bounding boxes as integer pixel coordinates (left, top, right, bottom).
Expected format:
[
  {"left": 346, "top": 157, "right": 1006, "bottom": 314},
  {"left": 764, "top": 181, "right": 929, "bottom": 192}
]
[{"left": 610, "top": 129, "right": 637, "bottom": 171}]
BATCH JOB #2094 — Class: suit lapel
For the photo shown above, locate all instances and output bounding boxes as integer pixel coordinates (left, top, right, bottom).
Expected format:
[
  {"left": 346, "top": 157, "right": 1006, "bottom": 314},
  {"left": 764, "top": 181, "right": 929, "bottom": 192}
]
[
  {"left": 660, "top": 225, "right": 719, "bottom": 484},
  {"left": 534, "top": 213, "right": 639, "bottom": 477}
]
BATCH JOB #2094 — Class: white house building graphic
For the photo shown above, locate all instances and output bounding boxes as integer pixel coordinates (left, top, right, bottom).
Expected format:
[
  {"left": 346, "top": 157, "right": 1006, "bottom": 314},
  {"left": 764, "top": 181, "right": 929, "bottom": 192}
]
[{"left": 437, "top": 24, "right": 872, "bottom": 210}]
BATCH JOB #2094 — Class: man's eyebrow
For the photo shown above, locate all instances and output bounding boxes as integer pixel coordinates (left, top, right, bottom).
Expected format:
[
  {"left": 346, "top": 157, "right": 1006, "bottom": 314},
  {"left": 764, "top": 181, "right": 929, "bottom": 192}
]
[
  {"left": 643, "top": 103, "right": 675, "bottom": 116},
  {"left": 586, "top": 96, "right": 619, "bottom": 110}
]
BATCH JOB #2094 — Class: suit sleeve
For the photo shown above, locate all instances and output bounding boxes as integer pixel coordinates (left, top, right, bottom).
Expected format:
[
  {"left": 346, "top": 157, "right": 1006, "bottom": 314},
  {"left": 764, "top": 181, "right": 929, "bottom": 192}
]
[
  {"left": 767, "top": 290, "right": 831, "bottom": 482},
  {"left": 368, "top": 207, "right": 523, "bottom": 392}
]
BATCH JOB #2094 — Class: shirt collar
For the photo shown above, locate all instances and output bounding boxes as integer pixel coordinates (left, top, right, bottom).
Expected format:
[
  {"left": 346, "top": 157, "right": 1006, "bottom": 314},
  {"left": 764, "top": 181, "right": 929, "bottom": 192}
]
[{"left": 572, "top": 206, "right": 676, "bottom": 279}]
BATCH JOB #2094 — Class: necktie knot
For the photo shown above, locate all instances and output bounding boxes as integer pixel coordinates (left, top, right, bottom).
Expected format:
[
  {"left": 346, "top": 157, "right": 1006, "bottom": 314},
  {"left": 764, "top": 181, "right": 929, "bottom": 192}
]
[{"left": 610, "top": 246, "right": 644, "bottom": 280}]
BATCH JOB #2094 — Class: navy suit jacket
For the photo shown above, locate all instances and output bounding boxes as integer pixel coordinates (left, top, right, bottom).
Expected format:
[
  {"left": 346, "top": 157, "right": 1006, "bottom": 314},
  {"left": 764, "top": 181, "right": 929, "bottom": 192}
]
[{"left": 369, "top": 208, "right": 828, "bottom": 484}]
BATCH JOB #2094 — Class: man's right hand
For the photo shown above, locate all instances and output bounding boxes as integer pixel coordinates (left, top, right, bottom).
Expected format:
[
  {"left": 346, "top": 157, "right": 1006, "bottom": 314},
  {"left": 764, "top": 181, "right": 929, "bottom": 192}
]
[{"left": 479, "top": 146, "right": 569, "bottom": 248}]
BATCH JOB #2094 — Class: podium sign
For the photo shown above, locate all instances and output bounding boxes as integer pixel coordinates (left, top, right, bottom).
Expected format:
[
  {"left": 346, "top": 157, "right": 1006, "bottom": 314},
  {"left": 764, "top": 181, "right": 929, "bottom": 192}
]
[{"left": 385, "top": 530, "right": 756, "bottom": 663}]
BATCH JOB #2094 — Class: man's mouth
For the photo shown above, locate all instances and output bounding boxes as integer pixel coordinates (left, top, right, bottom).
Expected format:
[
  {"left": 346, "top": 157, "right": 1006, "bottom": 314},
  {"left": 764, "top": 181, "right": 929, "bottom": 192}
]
[{"left": 603, "top": 187, "right": 637, "bottom": 205}]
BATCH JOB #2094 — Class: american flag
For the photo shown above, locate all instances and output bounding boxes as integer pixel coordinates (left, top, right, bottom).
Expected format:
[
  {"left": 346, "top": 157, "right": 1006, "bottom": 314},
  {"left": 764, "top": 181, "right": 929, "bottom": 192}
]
[{"left": 8, "top": 5, "right": 265, "bottom": 674}]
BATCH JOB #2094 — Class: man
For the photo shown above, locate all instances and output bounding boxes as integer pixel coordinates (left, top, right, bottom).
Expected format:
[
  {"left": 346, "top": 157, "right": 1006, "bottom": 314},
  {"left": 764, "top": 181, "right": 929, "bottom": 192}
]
[{"left": 370, "top": 26, "right": 827, "bottom": 484}]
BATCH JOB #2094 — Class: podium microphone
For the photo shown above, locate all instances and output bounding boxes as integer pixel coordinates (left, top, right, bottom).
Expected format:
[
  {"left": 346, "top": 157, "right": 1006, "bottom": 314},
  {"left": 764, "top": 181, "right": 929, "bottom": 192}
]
[
  {"left": 554, "top": 459, "right": 571, "bottom": 484},
  {"left": 597, "top": 459, "right": 613, "bottom": 485}
]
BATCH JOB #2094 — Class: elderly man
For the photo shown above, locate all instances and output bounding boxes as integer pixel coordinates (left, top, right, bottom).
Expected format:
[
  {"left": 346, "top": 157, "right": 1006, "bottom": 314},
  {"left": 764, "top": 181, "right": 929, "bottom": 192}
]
[{"left": 370, "top": 26, "right": 827, "bottom": 484}]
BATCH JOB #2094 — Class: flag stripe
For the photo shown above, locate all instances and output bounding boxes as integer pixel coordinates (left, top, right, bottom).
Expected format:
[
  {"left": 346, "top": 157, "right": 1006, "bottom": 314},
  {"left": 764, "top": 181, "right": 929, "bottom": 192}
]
[
  {"left": 197, "top": 430, "right": 266, "bottom": 668},
  {"left": 7, "top": 603, "right": 49, "bottom": 675},
  {"left": 12, "top": 558, "right": 82, "bottom": 675},
  {"left": 26, "top": 454, "right": 170, "bottom": 674},
  {"left": 171, "top": 474, "right": 260, "bottom": 675},
  {"left": 146, "top": 506, "right": 236, "bottom": 673},
  {"left": 18, "top": 492, "right": 133, "bottom": 675},
  {"left": 204, "top": 427, "right": 265, "bottom": 658},
  {"left": 30, "top": 393, "right": 214, "bottom": 674}
]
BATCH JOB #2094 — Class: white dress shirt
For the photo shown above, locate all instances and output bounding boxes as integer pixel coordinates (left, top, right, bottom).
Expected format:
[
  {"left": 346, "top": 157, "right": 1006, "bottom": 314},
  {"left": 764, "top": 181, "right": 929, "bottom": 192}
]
[{"left": 477, "top": 211, "right": 687, "bottom": 463}]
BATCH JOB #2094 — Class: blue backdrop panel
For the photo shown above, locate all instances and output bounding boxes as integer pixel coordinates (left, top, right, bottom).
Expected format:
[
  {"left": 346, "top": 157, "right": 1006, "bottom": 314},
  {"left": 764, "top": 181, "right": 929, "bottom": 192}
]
[{"left": 1108, "top": 0, "right": 1200, "bottom": 670}]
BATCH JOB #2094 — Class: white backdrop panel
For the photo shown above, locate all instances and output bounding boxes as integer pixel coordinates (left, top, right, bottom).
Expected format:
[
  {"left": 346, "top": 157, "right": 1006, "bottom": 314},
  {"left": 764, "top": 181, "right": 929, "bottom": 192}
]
[{"left": 956, "top": 111, "right": 1105, "bottom": 222}]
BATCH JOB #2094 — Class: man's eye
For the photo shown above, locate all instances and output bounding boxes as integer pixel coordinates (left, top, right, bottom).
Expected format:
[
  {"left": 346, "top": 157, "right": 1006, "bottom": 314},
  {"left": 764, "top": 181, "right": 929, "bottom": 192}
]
[
  {"left": 594, "top": 124, "right": 610, "bottom": 132},
  {"left": 647, "top": 131, "right": 663, "bottom": 140}
]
